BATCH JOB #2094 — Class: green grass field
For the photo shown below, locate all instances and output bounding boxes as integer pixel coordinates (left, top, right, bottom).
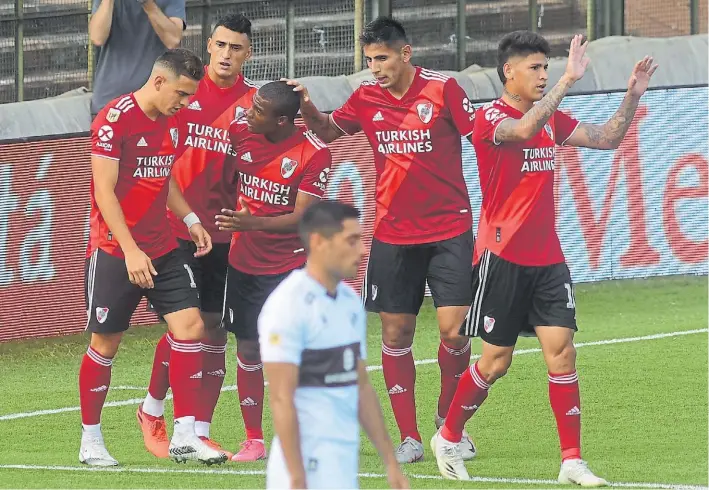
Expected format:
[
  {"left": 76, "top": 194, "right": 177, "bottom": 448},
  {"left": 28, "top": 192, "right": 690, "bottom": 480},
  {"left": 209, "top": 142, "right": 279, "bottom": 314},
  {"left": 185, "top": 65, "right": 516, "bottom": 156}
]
[{"left": 0, "top": 275, "right": 707, "bottom": 489}]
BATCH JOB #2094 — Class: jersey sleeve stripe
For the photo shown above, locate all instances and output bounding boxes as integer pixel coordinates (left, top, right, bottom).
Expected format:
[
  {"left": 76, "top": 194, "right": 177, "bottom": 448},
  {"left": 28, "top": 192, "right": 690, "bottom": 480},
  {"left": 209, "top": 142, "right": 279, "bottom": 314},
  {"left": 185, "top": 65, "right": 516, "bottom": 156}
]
[
  {"left": 304, "top": 130, "right": 327, "bottom": 150},
  {"left": 420, "top": 68, "right": 450, "bottom": 81},
  {"left": 243, "top": 77, "right": 259, "bottom": 88},
  {"left": 115, "top": 96, "right": 133, "bottom": 111},
  {"left": 420, "top": 73, "right": 449, "bottom": 83},
  {"left": 560, "top": 121, "right": 581, "bottom": 146},
  {"left": 297, "top": 189, "right": 324, "bottom": 199},
  {"left": 90, "top": 154, "right": 120, "bottom": 161},
  {"left": 329, "top": 113, "right": 353, "bottom": 136}
]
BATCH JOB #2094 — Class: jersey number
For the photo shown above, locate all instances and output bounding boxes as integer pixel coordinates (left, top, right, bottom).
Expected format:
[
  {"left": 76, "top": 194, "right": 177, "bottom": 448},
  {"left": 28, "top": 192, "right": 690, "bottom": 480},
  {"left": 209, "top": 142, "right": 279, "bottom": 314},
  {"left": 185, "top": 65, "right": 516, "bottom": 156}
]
[{"left": 564, "top": 283, "right": 576, "bottom": 309}]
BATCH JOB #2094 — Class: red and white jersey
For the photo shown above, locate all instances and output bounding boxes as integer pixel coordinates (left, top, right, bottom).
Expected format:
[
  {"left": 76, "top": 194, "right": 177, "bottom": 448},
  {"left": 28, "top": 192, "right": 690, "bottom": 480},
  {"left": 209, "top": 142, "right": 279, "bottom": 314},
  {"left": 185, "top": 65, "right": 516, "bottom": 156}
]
[
  {"left": 168, "top": 73, "right": 258, "bottom": 243},
  {"left": 331, "top": 66, "right": 475, "bottom": 245},
  {"left": 89, "top": 93, "right": 180, "bottom": 259},
  {"left": 226, "top": 123, "right": 332, "bottom": 275},
  {"left": 472, "top": 98, "right": 580, "bottom": 266}
]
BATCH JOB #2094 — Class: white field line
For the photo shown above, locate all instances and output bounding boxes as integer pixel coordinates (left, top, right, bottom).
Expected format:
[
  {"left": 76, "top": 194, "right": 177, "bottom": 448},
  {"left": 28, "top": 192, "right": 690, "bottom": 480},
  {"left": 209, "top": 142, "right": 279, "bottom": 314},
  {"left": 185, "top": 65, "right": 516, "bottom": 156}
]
[
  {"left": 0, "top": 464, "right": 705, "bottom": 489},
  {"left": 0, "top": 328, "right": 706, "bottom": 422}
]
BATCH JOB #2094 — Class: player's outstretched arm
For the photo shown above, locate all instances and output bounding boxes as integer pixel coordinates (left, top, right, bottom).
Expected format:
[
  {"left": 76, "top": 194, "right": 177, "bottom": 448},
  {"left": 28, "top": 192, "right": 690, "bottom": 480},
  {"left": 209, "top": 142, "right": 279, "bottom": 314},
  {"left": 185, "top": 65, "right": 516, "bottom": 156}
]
[
  {"left": 141, "top": 0, "right": 184, "bottom": 50},
  {"left": 496, "top": 34, "right": 589, "bottom": 144},
  {"left": 357, "top": 361, "right": 410, "bottom": 489},
  {"left": 282, "top": 79, "right": 344, "bottom": 143},
  {"left": 565, "top": 56, "right": 659, "bottom": 150},
  {"left": 167, "top": 177, "right": 212, "bottom": 256},
  {"left": 88, "top": 0, "right": 114, "bottom": 47},
  {"left": 265, "top": 362, "right": 306, "bottom": 489},
  {"left": 92, "top": 155, "right": 157, "bottom": 288}
]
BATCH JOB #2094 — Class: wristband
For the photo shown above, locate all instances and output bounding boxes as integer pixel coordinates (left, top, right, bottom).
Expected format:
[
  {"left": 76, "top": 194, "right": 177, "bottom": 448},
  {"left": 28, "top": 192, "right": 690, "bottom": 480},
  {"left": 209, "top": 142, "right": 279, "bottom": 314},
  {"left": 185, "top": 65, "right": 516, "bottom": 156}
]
[{"left": 183, "top": 212, "right": 201, "bottom": 229}]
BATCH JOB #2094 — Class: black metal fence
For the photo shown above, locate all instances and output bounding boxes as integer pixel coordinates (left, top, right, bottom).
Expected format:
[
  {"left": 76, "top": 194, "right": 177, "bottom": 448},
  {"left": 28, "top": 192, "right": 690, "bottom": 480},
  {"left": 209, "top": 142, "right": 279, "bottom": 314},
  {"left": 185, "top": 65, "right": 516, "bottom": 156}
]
[{"left": 0, "top": 0, "right": 705, "bottom": 104}]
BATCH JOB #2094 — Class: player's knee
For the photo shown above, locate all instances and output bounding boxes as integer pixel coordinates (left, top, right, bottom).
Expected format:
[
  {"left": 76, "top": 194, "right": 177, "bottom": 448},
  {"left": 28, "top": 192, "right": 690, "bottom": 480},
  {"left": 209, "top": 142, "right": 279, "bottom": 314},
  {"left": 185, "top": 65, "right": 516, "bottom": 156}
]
[
  {"left": 237, "top": 339, "right": 261, "bottom": 363},
  {"left": 380, "top": 314, "right": 415, "bottom": 348},
  {"left": 438, "top": 327, "right": 468, "bottom": 348},
  {"left": 201, "top": 311, "right": 223, "bottom": 332},
  {"left": 204, "top": 325, "right": 228, "bottom": 345},
  {"left": 478, "top": 354, "right": 513, "bottom": 383},
  {"left": 89, "top": 332, "right": 122, "bottom": 358},
  {"left": 546, "top": 343, "right": 577, "bottom": 372},
  {"left": 167, "top": 308, "right": 205, "bottom": 341}
]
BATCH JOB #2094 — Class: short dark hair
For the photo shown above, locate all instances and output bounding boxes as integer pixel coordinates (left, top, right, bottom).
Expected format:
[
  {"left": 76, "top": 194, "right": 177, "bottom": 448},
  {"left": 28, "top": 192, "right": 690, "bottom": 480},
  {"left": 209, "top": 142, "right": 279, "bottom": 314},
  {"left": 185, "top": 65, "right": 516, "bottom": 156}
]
[
  {"left": 298, "top": 200, "right": 360, "bottom": 251},
  {"left": 359, "top": 16, "right": 409, "bottom": 47},
  {"left": 257, "top": 81, "right": 301, "bottom": 122},
  {"left": 155, "top": 48, "right": 204, "bottom": 81},
  {"left": 496, "top": 30, "right": 551, "bottom": 84},
  {"left": 212, "top": 13, "right": 252, "bottom": 39}
]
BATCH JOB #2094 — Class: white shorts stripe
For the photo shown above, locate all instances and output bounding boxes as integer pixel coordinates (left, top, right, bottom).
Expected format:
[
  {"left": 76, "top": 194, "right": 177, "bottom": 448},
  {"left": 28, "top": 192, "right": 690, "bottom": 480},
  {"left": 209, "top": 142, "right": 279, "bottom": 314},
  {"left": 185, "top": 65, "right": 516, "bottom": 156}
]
[
  {"left": 85, "top": 249, "right": 98, "bottom": 331},
  {"left": 221, "top": 268, "right": 230, "bottom": 327},
  {"left": 466, "top": 249, "right": 490, "bottom": 336}
]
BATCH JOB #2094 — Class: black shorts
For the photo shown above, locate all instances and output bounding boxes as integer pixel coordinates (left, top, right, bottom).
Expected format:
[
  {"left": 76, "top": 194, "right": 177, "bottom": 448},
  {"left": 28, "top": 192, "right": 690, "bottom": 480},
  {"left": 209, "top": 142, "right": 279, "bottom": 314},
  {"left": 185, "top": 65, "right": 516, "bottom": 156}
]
[
  {"left": 222, "top": 266, "right": 293, "bottom": 340},
  {"left": 177, "top": 239, "right": 229, "bottom": 314},
  {"left": 85, "top": 248, "right": 200, "bottom": 334},
  {"left": 460, "top": 250, "right": 578, "bottom": 347},
  {"left": 363, "top": 229, "right": 474, "bottom": 315}
]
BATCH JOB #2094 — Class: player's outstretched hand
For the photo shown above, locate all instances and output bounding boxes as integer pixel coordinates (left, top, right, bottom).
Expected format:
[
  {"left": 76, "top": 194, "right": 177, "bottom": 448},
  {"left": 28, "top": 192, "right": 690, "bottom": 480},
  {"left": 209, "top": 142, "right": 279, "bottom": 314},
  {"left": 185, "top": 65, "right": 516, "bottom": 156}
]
[
  {"left": 280, "top": 78, "right": 312, "bottom": 103},
  {"left": 215, "top": 198, "right": 257, "bottom": 232},
  {"left": 564, "top": 34, "right": 591, "bottom": 83},
  {"left": 124, "top": 247, "right": 157, "bottom": 289},
  {"left": 627, "top": 56, "right": 658, "bottom": 98},
  {"left": 386, "top": 464, "right": 410, "bottom": 489},
  {"left": 189, "top": 223, "right": 212, "bottom": 257}
]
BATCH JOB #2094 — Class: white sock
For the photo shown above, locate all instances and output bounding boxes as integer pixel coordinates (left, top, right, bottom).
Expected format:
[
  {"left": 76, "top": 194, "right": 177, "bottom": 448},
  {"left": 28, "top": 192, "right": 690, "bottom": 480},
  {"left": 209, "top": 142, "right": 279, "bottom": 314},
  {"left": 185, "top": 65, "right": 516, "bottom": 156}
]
[
  {"left": 173, "top": 416, "right": 196, "bottom": 437},
  {"left": 142, "top": 393, "right": 165, "bottom": 417},
  {"left": 195, "top": 421, "right": 210, "bottom": 439},
  {"left": 82, "top": 423, "right": 102, "bottom": 438}
]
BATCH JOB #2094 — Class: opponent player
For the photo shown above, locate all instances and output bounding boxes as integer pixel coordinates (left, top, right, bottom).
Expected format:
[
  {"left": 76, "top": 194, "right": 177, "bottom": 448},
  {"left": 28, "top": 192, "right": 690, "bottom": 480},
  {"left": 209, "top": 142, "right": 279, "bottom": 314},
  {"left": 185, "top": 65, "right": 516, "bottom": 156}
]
[
  {"left": 260, "top": 200, "right": 409, "bottom": 490},
  {"left": 431, "top": 32, "right": 657, "bottom": 484},
  {"left": 137, "top": 13, "right": 258, "bottom": 460},
  {"left": 284, "top": 16, "right": 476, "bottom": 463},
  {"left": 214, "top": 80, "right": 332, "bottom": 462},
  {"left": 80, "top": 48, "right": 227, "bottom": 466}
]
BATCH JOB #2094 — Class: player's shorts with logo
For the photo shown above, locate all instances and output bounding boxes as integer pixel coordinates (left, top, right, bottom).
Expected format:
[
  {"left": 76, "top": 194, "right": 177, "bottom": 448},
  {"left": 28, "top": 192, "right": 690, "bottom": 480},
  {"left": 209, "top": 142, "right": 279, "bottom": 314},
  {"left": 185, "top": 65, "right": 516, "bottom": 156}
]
[
  {"left": 222, "top": 266, "right": 296, "bottom": 340},
  {"left": 363, "top": 229, "right": 474, "bottom": 315},
  {"left": 176, "top": 238, "right": 229, "bottom": 313},
  {"left": 460, "top": 249, "right": 578, "bottom": 347},
  {"left": 266, "top": 436, "right": 358, "bottom": 489},
  {"left": 85, "top": 247, "right": 200, "bottom": 334}
]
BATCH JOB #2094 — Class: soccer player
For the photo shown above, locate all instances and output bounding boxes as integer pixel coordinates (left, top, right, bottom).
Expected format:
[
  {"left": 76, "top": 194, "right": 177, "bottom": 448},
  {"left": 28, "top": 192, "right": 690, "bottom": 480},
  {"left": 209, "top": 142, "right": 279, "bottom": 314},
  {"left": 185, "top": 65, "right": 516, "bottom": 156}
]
[
  {"left": 259, "top": 200, "right": 409, "bottom": 490},
  {"left": 137, "top": 13, "right": 258, "bottom": 460},
  {"left": 213, "top": 80, "right": 332, "bottom": 461},
  {"left": 80, "top": 48, "right": 228, "bottom": 466},
  {"left": 430, "top": 32, "right": 658, "bottom": 484},
  {"left": 284, "top": 16, "right": 477, "bottom": 463}
]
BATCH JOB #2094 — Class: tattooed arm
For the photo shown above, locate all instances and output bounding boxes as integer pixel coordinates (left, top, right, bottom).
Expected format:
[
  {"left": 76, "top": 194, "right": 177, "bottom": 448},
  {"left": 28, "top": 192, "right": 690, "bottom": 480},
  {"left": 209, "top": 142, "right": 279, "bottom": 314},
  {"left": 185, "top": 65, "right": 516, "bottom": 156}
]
[
  {"left": 494, "top": 75, "right": 575, "bottom": 144},
  {"left": 565, "top": 93, "right": 639, "bottom": 149},
  {"left": 566, "top": 56, "right": 658, "bottom": 150}
]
